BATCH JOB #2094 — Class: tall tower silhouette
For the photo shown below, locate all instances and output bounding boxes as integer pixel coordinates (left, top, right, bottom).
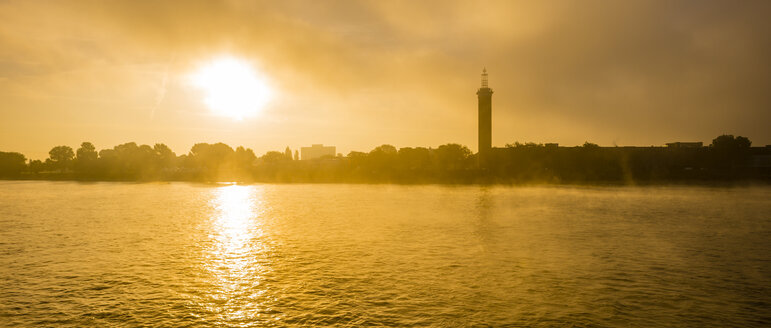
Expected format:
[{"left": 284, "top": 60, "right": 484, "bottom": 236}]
[{"left": 477, "top": 68, "right": 493, "bottom": 168}]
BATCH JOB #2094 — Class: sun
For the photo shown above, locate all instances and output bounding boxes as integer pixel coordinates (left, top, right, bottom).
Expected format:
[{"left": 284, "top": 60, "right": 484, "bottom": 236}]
[{"left": 190, "top": 56, "right": 273, "bottom": 120}]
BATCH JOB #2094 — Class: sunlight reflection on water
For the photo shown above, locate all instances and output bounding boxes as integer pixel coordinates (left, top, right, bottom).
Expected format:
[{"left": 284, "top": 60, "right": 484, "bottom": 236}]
[{"left": 205, "top": 185, "right": 271, "bottom": 324}]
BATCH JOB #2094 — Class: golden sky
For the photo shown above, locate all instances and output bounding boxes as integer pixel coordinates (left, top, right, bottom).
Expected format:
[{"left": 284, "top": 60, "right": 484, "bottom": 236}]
[{"left": 1, "top": 0, "right": 769, "bottom": 159}]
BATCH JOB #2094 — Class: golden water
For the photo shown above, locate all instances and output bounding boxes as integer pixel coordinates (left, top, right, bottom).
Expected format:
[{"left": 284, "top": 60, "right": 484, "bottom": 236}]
[{"left": 1, "top": 181, "right": 769, "bottom": 326}]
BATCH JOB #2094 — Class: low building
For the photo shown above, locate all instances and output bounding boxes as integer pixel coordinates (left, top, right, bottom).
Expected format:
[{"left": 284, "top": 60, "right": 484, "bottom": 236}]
[
  {"left": 666, "top": 142, "right": 703, "bottom": 148},
  {"left": 301, "top": 144, "right": 336, "bottom": 160}
]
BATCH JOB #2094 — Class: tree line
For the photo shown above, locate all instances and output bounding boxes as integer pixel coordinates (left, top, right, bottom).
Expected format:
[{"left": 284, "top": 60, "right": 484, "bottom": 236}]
[{"left": 0, "top": 134, "right": 767, "bottom": 183}]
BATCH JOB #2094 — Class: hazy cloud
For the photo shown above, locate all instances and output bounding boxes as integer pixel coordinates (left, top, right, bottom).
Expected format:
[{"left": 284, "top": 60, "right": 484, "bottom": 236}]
[{"left": 1, "top": 0, "right": 769, "bottom": 159}]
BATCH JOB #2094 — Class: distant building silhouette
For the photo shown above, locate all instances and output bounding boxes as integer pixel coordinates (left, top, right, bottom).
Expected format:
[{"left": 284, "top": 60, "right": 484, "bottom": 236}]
[
  {"left": 477, "top": 68, "right": 493, "bottom": 168},
  {"left": 666, "top": 142, "right": 703, "bottom": 148},
  {"left": 301, "top": 144, "right": 336, "bottom": 160}
]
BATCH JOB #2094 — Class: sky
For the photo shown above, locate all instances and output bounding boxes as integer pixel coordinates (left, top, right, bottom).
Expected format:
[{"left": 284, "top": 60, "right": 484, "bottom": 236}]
[{"left": 1, "top": 0, "right": 769, "bottom": 160}]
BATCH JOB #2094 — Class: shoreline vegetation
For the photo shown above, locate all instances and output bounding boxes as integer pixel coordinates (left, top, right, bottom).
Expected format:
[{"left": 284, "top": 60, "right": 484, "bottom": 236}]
[{"left": 1, "top": 135, "right": 769, "bottom": 185}]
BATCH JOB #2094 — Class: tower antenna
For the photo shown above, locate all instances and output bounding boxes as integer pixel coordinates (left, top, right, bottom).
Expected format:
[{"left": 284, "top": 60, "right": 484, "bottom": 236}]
[{"left": 481, "top": 67, "right": 488, "bottom": 88}]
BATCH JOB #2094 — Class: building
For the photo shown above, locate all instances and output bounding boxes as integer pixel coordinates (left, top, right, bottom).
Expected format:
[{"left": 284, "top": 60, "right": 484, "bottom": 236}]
[
  {"left": 666, "top": 142, "right": 703, "bottom": 148},
  {"left": 477, "top": 68, "right": 493, "bottom": 168},
  {"left": 300, "top": 144, "right": 336, "bottom": 160}
]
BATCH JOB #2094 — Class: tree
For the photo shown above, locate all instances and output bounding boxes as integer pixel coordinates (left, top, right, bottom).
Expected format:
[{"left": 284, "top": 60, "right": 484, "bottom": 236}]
[
  {"left": 153, "top": 143, "right": 175, "bottom": 159},
  {"left": 28, "top": 159, "right": 45, "bottom": 174},
  {"left": 736, "top": 136, "right": 751, "bottom": 148},
  {"left": 153, "top": 143, "right": 177, "bottom": 169},
  {"left": 582, "top": 142, "right": 600, "bottom": 149},
  {"left": 0, "top": 151, "right": 26, "bottom": 177},
  {"left": 74, "top": 142, "right": 99, "bottom": 176},
  {"left": 190, "top": 143, "right": 235, "bottom": 168},
  {"left": 506, "top": 141, "right": 544, "bottom": 148},
  {"left": 434, "top": 143, "right": 472, "bottom": 171},
  {"left": 48, "top": 145, "right": 74, "bottom": 172},
  {"left": 397, "top": 147, "right": 431, "bottom": 170},
  {"left": 261, "top": 151, "right": 289, "bottom": 163},
  {"left": 284, "top": 146, "right": 293, "bottom": 160},
  {"left": 369, "top": 144, "right": 398, "bottom": 162},
  {"left": 76, "top": 142, "right": 98, "bottom": 161},
  {"left": 367, "top": 144, "right": 398, "bottom": 174},
  {"left": 711, "top": 134, "right": 751, "bottom": 150},
  {"left": 370, "top": 144, "right": 397, "bottom": 156},
  {"left": 710, "top": 134, "right": 752, "bottom": 170},
  {"left": 235, "top": 146, "right": 257, "bottom": 167}
]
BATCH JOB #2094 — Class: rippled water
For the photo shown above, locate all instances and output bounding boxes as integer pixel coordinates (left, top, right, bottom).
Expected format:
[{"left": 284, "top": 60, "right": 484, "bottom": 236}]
[{"left": 1, "top": 181, "right": 770, "bottom": 327}]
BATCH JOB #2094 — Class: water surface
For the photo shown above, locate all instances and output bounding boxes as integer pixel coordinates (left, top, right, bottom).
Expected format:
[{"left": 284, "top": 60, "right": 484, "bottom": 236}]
[{"left": 1, "top": 181, "right": 769, "bottom": 327}]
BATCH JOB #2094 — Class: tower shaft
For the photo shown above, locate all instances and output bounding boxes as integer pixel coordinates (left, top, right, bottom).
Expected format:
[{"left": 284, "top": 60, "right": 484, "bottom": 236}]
[{"left": 477, "top": 69, "right": 493, "bottom": 168}]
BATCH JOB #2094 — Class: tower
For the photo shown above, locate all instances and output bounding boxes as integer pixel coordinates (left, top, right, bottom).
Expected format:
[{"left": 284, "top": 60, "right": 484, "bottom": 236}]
[{"left": 477, "top": 68, "right": 493, "bottom": 168}]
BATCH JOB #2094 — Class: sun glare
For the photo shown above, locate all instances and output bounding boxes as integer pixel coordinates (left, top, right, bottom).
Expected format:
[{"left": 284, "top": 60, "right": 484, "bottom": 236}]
[{"left": 190, "top": 56, "right": 273, "bottom": 120}]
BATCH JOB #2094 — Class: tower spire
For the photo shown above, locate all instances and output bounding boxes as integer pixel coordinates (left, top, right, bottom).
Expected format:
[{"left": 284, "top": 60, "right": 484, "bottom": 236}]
[{"left": 481, "top": 67, "right": 488, "bottom": 88}]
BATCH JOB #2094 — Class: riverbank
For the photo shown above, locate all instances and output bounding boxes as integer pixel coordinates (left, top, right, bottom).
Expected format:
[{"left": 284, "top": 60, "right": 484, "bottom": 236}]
[{"left": 4, "top": 173, "right": 769, "bottom": 187}]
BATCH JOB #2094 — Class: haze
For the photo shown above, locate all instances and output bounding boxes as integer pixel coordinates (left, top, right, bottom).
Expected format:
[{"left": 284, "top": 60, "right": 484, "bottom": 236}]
[{"left": 1, "top": 0, "right": 769, "bottom": 160}]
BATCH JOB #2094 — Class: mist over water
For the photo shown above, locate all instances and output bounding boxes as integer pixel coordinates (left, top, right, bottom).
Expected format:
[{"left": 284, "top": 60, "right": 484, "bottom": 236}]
[{"left": 1, "top": 181, "right": 769, "bottom": 327}]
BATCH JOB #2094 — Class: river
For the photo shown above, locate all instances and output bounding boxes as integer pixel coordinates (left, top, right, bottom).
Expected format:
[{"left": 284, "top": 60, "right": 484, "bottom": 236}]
[{"left": 1, "top": 181, "right": 769, "bottom": 327}]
